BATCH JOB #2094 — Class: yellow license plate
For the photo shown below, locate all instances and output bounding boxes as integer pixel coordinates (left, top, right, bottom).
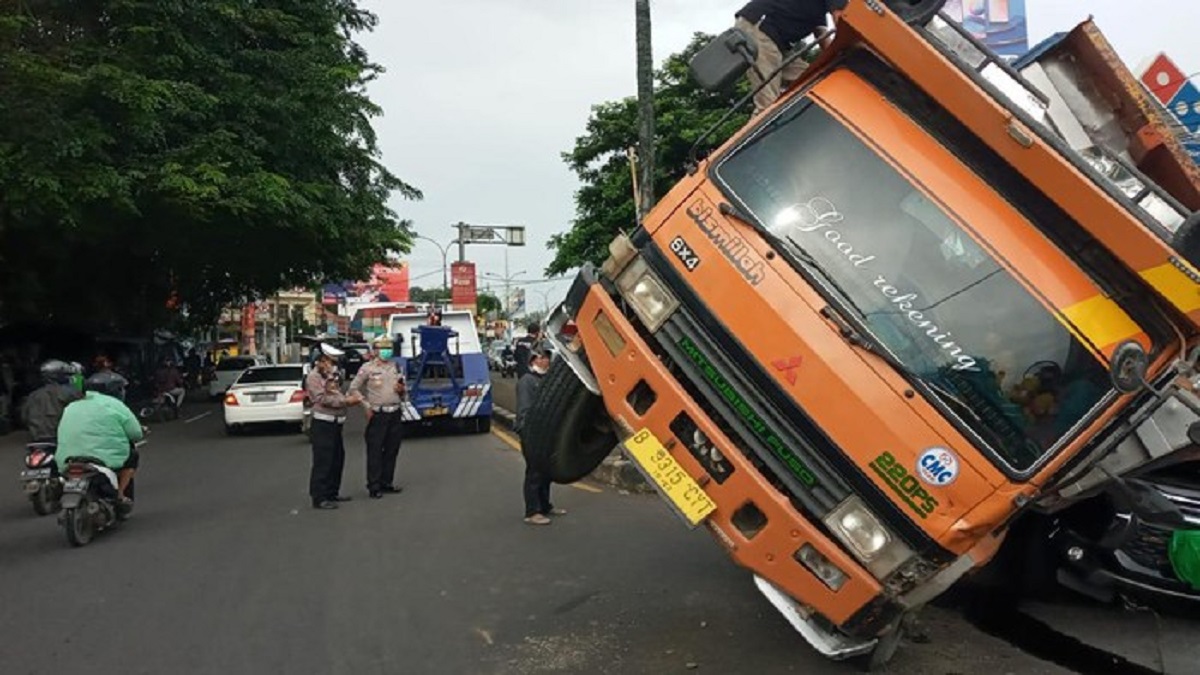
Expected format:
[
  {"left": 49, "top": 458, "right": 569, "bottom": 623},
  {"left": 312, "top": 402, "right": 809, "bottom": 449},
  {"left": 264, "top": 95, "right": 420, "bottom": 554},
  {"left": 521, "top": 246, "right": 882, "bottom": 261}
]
[
  {"left": 424, "top": 407, "right": 449, "bottom": 418},
  {"left": 624, "top": 428, "right": 717, "bottom": 527}
]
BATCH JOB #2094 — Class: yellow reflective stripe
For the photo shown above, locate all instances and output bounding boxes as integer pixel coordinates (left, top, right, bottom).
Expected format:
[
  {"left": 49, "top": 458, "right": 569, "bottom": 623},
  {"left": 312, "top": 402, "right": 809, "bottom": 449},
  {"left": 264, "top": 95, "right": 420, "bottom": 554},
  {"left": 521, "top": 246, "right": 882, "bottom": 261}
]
[
  {"left": 1060, "top": 295, "right": 1141, "bottom": 353},
  {"left": 1140, "top": 261, "right": 1200, "bottom": 314}
]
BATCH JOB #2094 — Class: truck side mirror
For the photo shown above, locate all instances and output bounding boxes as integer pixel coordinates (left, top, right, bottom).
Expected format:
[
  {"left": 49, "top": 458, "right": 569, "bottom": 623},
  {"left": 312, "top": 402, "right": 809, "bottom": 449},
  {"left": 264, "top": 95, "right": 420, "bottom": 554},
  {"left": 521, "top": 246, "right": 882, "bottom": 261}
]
[
  {"left": 689, "top": 27, "right": 759, "bottom": 93},
  {"left": 883, "top": 0, "right": 949, "bottom": 26},
  {"left": 1110, "top": 340, "right": 1149, "bottom": 394}
]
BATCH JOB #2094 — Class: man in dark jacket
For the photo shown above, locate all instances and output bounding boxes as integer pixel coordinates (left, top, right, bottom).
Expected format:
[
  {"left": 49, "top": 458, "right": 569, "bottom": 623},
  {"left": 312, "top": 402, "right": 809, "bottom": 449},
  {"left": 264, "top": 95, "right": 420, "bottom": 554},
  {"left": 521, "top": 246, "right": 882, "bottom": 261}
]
[
  {"left": 735, "top": 0, "right": 846, "bottom": 112},
  {"left": 21, "top": 360, "right": 82, "bottom": 443},
  {"left": 516, "top": 349, "right": 563, "bottom": 525},
  {"left": 512, "top": 323, "right": 542, "bottom": 380}
]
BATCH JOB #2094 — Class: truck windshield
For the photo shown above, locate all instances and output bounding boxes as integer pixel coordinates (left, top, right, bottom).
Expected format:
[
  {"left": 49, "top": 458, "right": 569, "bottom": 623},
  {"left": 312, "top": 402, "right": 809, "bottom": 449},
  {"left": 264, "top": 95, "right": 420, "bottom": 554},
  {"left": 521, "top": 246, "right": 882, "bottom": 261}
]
[{"left": 712, "top": 98, "right": 1114, "bottom": 475}]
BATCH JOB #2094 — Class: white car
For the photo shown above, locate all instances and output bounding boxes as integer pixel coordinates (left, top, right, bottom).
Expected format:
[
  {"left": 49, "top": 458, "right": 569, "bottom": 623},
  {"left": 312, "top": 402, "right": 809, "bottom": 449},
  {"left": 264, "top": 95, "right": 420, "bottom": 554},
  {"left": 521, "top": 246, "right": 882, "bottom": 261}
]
[
  {"left": 209, "top": 355, "right": 269, "bottom": 399},
  {"left": 222, "top": 364, "right": 306, "bottom": 434}
]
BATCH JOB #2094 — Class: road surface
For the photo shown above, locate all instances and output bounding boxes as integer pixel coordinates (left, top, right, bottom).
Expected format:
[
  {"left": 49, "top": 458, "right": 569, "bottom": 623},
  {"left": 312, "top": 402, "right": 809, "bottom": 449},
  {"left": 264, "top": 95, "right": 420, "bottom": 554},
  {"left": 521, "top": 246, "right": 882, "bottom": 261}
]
[{"left": 0, "top": 403, "right": 1068, "bottom": 674}]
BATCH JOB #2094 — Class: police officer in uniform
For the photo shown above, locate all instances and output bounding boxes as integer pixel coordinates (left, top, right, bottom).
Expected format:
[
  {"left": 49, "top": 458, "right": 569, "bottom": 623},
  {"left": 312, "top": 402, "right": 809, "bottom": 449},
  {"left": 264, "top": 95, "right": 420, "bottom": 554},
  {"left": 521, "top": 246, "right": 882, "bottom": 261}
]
[
  {"left": 349, "top": 335, "right": 407, "bottom": 499},
  {"left": 306, "top": 344, "right": 362, "bottom": 510}
]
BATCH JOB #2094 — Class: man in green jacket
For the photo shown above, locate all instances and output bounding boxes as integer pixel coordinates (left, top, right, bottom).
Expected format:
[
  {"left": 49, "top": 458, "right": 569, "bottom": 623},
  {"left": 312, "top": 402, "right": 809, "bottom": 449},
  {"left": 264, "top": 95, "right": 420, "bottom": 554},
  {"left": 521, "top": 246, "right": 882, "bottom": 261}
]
[{"left": 57, "top": 376, "right": 145, "bottom": 501}]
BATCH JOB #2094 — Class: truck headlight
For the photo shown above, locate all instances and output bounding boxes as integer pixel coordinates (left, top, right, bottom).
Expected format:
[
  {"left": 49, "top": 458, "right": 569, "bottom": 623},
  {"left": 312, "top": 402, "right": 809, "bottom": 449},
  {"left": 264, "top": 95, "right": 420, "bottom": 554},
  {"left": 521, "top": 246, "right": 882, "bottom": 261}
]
[
  {"left": 615, "top": 257, "right": 679, "bottom": 333},
  {"left": 824, "top": 496, "right": 913, "bottom": 580}
]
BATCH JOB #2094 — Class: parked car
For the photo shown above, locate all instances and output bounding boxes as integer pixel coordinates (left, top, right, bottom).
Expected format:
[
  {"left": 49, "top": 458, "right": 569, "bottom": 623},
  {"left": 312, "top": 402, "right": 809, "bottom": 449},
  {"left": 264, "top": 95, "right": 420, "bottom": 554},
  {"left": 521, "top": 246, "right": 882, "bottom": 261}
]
[
  {"left": 1048, "top": 462, "right": 1200, "bottom": 613},
  {"left": 222, "top": 364, "right": 307, "bottom": 435},
  {"left": 208, "top": 355, "right": 270, "bottom": 399}
]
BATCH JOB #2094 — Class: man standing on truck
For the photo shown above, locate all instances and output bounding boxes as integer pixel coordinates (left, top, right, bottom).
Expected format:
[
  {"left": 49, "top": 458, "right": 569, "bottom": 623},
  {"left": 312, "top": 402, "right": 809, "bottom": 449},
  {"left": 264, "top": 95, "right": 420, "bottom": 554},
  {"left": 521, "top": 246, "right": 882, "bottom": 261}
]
[
  {"left": 734, "top": 0, "right": 845, "bottom": 113},
  {"left": 516, "top": 349, "right": 565, "bottom": 525}
]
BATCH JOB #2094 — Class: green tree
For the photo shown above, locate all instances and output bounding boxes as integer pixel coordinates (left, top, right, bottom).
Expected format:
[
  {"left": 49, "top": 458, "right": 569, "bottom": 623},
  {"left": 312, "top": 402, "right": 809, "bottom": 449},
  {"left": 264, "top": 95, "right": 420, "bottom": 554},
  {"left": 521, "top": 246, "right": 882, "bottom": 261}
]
[
  {"left": 0, "top": 0, "right": 418, "bottom": 333},
  {"left": 476, "top": 292, "right": 502, "bottom": 317},
  {"left": 547, "top": 34, "right": 750, "bottom": 276},
  {"left": 409, "top": 287, "right": 449, "bottom": 304}
]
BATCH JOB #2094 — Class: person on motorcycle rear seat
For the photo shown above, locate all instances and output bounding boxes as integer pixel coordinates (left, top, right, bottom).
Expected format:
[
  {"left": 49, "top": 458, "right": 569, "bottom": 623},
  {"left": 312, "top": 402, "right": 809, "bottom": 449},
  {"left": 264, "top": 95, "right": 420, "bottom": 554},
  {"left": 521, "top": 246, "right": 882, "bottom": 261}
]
[
  {"left": 56, "top": 374, "right": 146, "bottom": 502},
  {"left": 154, "top": 358, "right": 186, "bottom": 408},
  {"left": 20, "top": 360, "right": 83, "bottom": 443}
]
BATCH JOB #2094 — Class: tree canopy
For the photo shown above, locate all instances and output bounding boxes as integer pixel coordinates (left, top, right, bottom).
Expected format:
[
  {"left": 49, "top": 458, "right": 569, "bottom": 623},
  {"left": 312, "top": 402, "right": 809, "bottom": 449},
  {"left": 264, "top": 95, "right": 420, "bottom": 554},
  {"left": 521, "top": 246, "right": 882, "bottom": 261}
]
[
  {"left": 0, "top": 0, "right": 418, "bottom": 333},
  {"left": 546, "top": 33, "right": 750, "bottom": 277}
]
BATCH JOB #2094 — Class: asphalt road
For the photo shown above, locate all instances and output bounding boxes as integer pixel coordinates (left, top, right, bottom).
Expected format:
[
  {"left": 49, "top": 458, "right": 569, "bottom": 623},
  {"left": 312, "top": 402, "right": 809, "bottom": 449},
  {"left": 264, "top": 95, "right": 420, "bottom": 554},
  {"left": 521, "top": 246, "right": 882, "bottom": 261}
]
[{"left": 0, "top": 402, "right": 1067, "bottom": 675}]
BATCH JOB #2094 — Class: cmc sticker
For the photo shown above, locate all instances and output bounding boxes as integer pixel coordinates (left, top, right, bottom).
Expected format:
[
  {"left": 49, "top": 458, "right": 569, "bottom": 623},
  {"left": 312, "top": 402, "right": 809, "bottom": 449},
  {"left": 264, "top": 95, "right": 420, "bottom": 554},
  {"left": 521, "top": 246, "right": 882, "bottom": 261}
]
[{"left": 917, "top": 447, "right": 959, "bottom": 486}]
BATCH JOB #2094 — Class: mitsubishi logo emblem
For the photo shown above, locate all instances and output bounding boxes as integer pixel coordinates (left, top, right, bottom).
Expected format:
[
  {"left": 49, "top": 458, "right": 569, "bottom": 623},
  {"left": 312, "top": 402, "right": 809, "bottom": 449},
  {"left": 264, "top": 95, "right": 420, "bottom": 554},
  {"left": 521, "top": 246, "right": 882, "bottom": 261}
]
[{"left": 772, "top": 357, "right": 803, "bottom": 385}]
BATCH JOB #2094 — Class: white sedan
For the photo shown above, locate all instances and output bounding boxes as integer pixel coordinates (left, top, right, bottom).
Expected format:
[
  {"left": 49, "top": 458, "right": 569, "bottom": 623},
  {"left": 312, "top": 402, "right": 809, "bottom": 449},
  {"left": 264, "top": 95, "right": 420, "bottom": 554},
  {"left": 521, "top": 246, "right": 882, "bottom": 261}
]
[
  {"left": 209, "top": 354, "right": 270, "bottom": 399},
  {"left": 223, "top": 364, "right": 306, "bottom": 435}
]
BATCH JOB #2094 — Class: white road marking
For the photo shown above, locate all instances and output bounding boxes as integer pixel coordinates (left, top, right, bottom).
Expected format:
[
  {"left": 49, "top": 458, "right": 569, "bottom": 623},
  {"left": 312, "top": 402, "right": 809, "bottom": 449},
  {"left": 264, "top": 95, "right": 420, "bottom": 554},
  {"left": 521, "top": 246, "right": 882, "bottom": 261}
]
[{"left": 183, "top": 411, "right": 213, "bottom": 424}]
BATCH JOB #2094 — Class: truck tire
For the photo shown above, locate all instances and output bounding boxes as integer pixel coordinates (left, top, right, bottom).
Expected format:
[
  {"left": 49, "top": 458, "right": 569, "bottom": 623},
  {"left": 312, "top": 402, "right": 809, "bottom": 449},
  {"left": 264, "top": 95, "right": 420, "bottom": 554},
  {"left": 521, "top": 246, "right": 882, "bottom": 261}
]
[
  {"left": 522, "top": 358, "right": 616, "bottom": 484},
  {"left": 884, "top": 0, "right": 947, "bottom": 25}
]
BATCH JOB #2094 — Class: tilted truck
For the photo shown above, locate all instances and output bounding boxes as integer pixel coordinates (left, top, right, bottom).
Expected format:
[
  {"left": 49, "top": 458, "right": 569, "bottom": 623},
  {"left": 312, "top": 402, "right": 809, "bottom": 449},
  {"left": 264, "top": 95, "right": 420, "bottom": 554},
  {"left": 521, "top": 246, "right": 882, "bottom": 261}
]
[{"left": 524, "top": 0, "right": 1200, "bottom": 667}]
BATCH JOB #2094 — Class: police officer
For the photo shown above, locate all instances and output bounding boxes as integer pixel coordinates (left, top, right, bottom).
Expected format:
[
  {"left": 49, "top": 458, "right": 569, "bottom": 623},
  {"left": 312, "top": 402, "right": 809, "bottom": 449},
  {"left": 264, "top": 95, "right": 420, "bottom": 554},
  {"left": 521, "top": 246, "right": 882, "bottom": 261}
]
[
  {"left": 306, "top": 344, "right": 362, "bottom": 510},
  {"left": 350, "top": 335, "right": 407, "bottom": 499}
]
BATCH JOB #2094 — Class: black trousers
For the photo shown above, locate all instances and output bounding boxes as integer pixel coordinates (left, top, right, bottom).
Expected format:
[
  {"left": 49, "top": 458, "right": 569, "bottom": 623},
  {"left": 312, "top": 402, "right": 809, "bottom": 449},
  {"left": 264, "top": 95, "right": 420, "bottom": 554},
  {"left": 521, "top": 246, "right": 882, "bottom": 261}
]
[
  {"left": 364, "top": 410, "right": 403, "bottom": 491},
  {"left": 309, "top": 419, "right": 346, "bottom": 503},
  {"left": 522, "top": 454, "right": 554, "bottom": 518}
]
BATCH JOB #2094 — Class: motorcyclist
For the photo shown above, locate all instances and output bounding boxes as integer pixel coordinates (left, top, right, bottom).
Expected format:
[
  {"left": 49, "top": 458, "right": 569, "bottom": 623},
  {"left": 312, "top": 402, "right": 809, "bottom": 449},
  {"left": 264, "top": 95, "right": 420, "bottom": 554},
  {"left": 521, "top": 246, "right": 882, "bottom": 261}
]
[
  {"left": 154, "top": 358, "right": 186, "bottom": 408},
  {"left": 56, "top": 374, "right": 146, "bottom": 502},
  {"left": 20, "top": 360, "right": 83, "bottom": 443},
  {"left": 91, "top": 355, "right": 129, "bottom": 402}
]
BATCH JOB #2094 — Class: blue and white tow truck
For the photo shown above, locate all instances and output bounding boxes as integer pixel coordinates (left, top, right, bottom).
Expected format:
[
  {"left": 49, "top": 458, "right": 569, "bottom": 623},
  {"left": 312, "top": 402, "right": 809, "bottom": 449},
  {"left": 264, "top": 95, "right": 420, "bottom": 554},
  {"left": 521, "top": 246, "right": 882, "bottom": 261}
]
[{"left": 387, "top": 309, "right": 492, "bottom": 433}]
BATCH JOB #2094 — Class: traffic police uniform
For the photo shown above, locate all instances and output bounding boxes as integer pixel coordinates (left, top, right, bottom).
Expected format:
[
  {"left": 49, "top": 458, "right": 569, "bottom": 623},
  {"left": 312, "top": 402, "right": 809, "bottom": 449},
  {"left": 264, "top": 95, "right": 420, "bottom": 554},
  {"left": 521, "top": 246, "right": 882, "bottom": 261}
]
[
  {"left": 349, "top": 336, "right": 406, "bottom": 498},
  {"left": 306, "top": 343, "right": 352, "bottom": 509}
]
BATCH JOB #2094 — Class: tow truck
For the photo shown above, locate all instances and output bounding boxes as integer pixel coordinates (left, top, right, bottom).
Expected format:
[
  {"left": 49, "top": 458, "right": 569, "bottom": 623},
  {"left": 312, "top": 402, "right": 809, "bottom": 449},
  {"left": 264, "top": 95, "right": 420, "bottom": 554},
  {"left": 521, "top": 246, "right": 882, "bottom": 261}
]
[
  {"left": 525, "top": 0, "right": 1200, "bottom": 668},
  {"left": 388, "top": 308, "right": 492, "bottom": 433}
]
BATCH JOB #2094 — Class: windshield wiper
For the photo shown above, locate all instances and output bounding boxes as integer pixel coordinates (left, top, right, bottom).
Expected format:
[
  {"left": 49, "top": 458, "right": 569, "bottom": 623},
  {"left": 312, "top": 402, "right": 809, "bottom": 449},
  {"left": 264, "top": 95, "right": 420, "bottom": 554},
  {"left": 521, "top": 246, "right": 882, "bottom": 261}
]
[
  {"left": 717, "top": 201, "right": 990, "bottom": 430},
  {"left": 718, "top": 202, "right": 872, "bottom": 320}
]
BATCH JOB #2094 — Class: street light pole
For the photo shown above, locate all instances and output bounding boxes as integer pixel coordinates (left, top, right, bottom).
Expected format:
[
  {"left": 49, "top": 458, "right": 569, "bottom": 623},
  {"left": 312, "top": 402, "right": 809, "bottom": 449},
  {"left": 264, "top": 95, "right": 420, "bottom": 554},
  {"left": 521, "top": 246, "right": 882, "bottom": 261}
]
[
  {"left": 481, "top": 270, "right": 528, "bottom": 320},
  {"left": 414, "top": 234, "right": 452, "bottom": 296}
]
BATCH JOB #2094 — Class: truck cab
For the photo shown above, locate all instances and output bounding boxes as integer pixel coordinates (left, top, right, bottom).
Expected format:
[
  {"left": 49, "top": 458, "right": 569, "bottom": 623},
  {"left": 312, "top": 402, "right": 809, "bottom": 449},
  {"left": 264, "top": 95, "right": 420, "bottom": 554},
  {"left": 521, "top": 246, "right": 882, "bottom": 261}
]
[{"left": 528, "top": 0, "right": 1200, "bottom": 667}]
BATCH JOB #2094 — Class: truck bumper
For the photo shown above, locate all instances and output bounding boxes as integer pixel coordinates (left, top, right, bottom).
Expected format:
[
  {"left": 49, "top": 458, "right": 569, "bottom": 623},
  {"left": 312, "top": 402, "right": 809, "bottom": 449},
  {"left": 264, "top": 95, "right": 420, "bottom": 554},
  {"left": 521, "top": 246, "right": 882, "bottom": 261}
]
[{"left": 557, "top": 263, "right": 896, "bottom": 642}]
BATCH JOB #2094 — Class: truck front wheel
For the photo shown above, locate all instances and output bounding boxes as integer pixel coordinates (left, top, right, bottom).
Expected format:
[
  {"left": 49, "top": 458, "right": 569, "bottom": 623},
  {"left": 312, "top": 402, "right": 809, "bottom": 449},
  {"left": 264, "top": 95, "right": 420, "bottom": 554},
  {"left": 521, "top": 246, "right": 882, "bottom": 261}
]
[{"left": 522, "top": 358, "right": 617, "bottom": 484}]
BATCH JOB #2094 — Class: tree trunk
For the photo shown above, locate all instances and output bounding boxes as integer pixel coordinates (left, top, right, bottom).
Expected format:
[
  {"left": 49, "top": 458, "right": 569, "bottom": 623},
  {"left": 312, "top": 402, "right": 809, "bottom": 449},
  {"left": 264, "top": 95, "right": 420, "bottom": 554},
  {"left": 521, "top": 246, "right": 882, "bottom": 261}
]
[{"left": 635, "top": 0, "right": 655, "bottom": 222}]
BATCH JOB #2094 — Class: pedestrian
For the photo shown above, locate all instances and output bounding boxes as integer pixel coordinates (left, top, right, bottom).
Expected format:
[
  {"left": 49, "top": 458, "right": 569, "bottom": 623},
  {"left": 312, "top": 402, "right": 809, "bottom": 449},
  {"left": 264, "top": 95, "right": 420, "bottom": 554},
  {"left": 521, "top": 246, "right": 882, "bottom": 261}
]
[
  {"left": 517, "top": 348, "right": 565, "bottom": 526},
  {"left": 512, "top": 322, "right": 542, "bottom": 380},
  {"left": 306, "top": 343, "right": 363, "bottom": 510},
  {"left": 734, "top": 0, "right": 845, "bottom": 113},
  {"left": 348, "top": 335, "right": 406, "bottom": 499}
]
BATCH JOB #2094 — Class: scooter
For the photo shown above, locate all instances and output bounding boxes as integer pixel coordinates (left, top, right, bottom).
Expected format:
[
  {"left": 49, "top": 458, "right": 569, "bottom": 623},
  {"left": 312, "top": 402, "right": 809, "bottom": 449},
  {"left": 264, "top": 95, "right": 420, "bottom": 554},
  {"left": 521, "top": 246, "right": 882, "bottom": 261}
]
[
  {"left": 138, "top": 389, "right": 182, "bottom": 423},
  {"left": 57, "top": 439, "right": 145, "bottom": 547},
  {"left": 20, "top": 442, "right": 62, "bottom": 516}
]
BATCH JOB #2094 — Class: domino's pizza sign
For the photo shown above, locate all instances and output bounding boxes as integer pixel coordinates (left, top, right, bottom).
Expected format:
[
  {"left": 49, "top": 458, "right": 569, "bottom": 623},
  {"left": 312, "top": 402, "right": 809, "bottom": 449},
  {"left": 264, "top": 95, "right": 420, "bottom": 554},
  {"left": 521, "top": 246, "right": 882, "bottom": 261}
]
[
  {"left": 1140, "top": 52, "right": 1200, "bottom": 165},
  {"left": 917, "top": 447, "right": 960, "bottom": 486}
]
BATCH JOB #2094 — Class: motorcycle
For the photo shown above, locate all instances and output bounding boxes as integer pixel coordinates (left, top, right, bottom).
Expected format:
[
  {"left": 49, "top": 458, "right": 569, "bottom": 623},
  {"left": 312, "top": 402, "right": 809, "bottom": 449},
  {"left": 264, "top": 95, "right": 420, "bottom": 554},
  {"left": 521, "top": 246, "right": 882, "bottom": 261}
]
[
  {"left": 57, "top": 440, "right": 144, "bottom": 547},
  {"left": 20, "top": 442, "right": 62, "bottom": 516},
  {"left": 138, "top": 389, "right": 182, "bottom": 423}
]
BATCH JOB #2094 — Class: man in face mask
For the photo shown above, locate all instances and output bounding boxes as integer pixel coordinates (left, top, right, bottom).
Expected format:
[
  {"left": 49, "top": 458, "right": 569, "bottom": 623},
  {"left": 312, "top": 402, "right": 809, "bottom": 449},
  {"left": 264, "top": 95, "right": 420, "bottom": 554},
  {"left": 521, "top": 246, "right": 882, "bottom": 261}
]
[
  {"left": 349, "top": 335, "right": 407, "bottom": 499},
  {"left": 517, "top": 349, "right": 563, "bottom": 525}
]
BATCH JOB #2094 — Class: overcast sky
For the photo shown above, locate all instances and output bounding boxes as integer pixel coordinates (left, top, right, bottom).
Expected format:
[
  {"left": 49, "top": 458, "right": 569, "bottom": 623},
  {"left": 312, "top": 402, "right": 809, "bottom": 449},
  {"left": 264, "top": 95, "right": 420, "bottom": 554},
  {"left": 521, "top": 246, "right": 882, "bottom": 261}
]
[{"left": 354, "top": 0, "right": 1199, "bottom": 311}]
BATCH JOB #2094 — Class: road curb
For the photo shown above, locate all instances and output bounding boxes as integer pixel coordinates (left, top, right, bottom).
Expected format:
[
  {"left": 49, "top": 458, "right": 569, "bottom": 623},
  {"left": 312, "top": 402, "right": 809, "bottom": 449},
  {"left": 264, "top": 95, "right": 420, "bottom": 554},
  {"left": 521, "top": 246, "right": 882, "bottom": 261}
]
[{"left": 491, "top": 405, "right": 650, "bottom": 493}]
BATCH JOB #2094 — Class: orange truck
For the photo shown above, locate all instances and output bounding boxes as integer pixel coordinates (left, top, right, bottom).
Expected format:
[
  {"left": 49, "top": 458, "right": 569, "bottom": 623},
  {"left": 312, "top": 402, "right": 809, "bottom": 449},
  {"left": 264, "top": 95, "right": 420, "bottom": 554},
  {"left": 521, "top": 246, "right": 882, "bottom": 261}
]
[{"left": 525, "top": 0, "right": 1200, "bottom": 667}]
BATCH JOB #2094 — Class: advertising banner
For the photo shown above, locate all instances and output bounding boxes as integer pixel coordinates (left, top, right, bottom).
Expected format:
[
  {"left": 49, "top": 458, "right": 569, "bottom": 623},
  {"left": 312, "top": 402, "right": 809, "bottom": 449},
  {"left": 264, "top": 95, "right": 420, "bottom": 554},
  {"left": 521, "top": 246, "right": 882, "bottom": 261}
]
[
  {"left": 943, "top": 0, "right": 1029, "bottom": 60},
  {"left": 1140, "top": 53, "right": 1200, "bottom": 165},
  {"left": 322, "top": 263, "right": 411, "bottom": 312},
  {"left": 450, "top": 261, "right": 478, "bottom": 309}
]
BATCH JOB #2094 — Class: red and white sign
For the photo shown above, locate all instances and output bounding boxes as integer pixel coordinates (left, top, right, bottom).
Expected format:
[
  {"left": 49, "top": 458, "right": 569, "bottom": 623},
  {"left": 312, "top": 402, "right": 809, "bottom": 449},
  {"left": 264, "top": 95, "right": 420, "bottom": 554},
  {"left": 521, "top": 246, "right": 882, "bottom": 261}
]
[
  {"left": 450, "top": 261, "right": 477, "bottom": 309},
  {"left": 1140, "top": 53, "right": 1187, "bottom": 104}
]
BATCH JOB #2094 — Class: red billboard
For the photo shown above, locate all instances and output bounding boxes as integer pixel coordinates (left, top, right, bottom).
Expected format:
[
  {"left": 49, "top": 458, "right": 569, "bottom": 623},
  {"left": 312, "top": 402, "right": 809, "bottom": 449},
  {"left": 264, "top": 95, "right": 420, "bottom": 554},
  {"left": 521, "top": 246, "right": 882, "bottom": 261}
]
[{"left": 450, "top": 261, "right": 477, "bottom": 309}]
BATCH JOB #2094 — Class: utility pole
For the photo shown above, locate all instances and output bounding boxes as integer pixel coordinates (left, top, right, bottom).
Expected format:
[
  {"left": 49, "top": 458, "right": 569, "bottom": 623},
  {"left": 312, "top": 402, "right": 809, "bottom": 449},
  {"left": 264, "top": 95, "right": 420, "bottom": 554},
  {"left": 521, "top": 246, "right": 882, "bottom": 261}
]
[{"left": 635, "top": 0, "right": 655, "bottom": 221}]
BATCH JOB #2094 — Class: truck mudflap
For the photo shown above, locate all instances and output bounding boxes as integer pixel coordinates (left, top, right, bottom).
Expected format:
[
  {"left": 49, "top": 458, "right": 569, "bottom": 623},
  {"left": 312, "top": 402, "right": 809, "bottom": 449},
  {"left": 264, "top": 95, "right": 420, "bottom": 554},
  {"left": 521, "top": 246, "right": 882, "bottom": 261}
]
[{"left": 753, "top": 576, "right": 877, "bottom": 660}]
